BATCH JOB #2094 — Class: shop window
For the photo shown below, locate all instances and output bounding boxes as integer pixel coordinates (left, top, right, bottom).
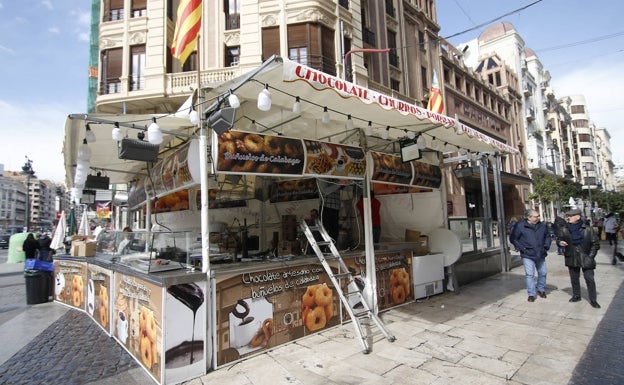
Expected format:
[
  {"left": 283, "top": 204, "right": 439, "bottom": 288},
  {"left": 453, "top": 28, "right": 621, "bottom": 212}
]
[
  {"left": 100, "top": 48, "right": 122, "bottom": 94},
  {"left": 103, "top": 0, "right": 124, "bottom": 22},
  {"left": 131, "top": 0, "right": 147, "bottom": 18},
  {"left": 129, "top": 45, "right": 146, "bottom": 91},
  {"left": 226, "top": 46, "right": 240, "bottom": 67}
]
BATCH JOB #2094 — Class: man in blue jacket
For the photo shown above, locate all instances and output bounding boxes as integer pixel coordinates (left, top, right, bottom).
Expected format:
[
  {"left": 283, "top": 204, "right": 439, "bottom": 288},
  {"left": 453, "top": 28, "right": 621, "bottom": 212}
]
[{"left": 509, "top": 209, "right": 552, "bottom": 302}]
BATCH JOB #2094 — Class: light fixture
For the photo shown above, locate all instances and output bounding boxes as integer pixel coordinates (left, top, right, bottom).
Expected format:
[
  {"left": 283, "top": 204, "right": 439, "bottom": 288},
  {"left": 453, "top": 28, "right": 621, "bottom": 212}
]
[
  {"left": 407, "top": 130, "right": 416, "bottom": 140},
  {"left": 147, "top": 117, "right": 163, "bottom": 145},
  {"left": 189, "top": 107, "right": 200, "bottom": 125},
  {"left": 77, "top": 138, "right": 92, "bottom": 161},
  {"left": 207, "top": 107, "right": 236, "bottom": 135},
  {"left": 346, "top": 115, "right": 354, "bottom": 130},
  {"left": 382, "top": 126, "right": 390, "bottom": 140},
  {"left": 257, "top": 84, "right": 272, "bottom": 111},
  {"left": 249, "top": 120, "right": 257, "bottom": 131},
  {"left": 76, "top": 159, "right": 90, "bottom": 172},
  {"left": 292, "top": 96, "right": 301, "bottom": 113},
  {"left": 365, "top": 121, "right": 373, "bottom": 136},
  {"left": 416, "top": 135, "right": 426, "bottom": 149},
  {"left": 228, "top": 91, "right": 240, "bottom": 108},
  {"left": 112, "top": 122, "right": 123, "bottom": 141},
  {"left": 322, "top": 107, "right": 330, "bottom": 124},
  {"left": 85, "top": 123, "right": 96, "bottom": 143}
]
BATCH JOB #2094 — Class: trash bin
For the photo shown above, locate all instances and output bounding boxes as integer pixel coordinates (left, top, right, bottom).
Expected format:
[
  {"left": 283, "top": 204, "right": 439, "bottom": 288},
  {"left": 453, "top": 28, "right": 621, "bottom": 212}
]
[{"left": 24, "top": 269, "right": 50, "bottom": 305}]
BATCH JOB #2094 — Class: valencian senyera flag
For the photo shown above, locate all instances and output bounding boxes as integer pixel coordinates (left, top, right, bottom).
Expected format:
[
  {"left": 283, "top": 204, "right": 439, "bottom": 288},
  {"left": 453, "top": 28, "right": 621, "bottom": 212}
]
[
  {"left": 171, "top": 0, "right": 202, "bottom": 66},
  {"left": 427, "top": 70, "right": 445, "bottom": 114}
]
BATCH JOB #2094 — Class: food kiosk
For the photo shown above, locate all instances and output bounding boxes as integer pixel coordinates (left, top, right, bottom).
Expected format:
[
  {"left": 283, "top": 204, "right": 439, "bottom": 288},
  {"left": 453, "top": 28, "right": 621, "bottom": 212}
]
[{"left": 61, "top": 56, "right": 518, "bottom": 383}]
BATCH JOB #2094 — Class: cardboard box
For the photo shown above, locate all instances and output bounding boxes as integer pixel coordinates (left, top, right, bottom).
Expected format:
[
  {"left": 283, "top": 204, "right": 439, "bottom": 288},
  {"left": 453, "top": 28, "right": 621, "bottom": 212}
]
[
  {"left": 413, "top": 235, "right": 429, "bottom": 256},
  {"left": 71, "top": 240, "right": 96, "bottom": 257}
]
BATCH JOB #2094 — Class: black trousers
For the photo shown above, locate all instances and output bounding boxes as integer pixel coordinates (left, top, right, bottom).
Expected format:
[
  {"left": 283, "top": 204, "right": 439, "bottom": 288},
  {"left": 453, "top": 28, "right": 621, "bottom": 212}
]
[
  {"left": 568, "top": 266, "right": 597, "bottom": 302},
  {"left": 321, "top": 207, "right": 340, "bottom": 244}
]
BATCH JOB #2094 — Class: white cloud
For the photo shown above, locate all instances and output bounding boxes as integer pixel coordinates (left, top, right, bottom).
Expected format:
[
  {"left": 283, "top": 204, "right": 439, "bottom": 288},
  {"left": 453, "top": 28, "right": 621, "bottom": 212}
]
[
  {"left": 0, "top": 44, "right": 14, "bottom": 55},
  {"left": 48, "top": 26, "right": 60, "bottom": 35},
  {"left": 41, "top": 0, "right": 53, "bottom": 10}
]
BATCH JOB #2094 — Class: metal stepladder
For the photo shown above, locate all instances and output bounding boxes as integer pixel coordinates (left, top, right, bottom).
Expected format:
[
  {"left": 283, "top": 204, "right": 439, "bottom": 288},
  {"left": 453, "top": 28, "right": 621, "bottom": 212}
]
[{"left": 299, "top": 219, "right": 395, "bottom": 353}]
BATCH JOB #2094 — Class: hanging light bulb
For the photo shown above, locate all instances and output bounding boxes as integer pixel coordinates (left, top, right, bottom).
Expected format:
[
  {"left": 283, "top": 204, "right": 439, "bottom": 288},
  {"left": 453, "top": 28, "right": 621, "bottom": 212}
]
[
  {"left": 77, "top": 138, "right": 92, "bottom": 161},
  {"left": 346, "top": 115, "right": 354, "bottom": 130},
  {"left": 431, "top": 137, "right": 439, "bottom": 149},
  {"left": 228, "top": 91, "right": 240, "bottom": 108},
  {"left": 147, "top": 117, "right": 163, "bottom": 145},
  {"left": 292, "top": 96, "right": 301, "bottom": 113},
  {"left": 85, "top": 123, "right": 96, "bottom": 143},
  {"left": 257, "top": 84, "right": 272, "bottom": 111},
  {"left": 407, "top": 130, "right": 416, "bottom": 140},
  {"left": 111, "top": 122, "right": 123, "bottom": 141},
  {"left": 322, "top": 107, "right": 330, "bottom": 124},
  {"left": 365, "top": 121, "right": 373, "bottom": 136},
  {"left": 416, "top": 135, "right": 426, "bottom": 149},
  {"left": 382, "top": 126, "right": 390, "bottom": 140},
  {"left": 249, "top": 120, "right": 257, "bottom": 131},
  {"left": 189, "top": 107, "right": 200, "bottom": 125}
]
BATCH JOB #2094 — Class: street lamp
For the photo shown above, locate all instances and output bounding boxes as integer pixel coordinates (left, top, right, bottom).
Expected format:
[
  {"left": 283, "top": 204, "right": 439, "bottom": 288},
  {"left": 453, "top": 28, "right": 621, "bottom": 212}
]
[{"left": 21, "top": 156, "right": 36, "bottom": 231}]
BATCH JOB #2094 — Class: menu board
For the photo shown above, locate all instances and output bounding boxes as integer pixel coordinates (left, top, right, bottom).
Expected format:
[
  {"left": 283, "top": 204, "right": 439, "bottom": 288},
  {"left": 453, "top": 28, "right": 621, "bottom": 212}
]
[
  {"left": 216, "top": 131, "right": 305, "bottom": 175},
  {"left": 370, "top": 151, "right": 442, "bottom": 189},
  {"left": 303, "top": 140, "right": 366, "bottom": 178},
  {"left": 87, "top": 263, "right": 112, "bottom": 332},
  {"left": 113, "top": 272, "right": 163, "bottom": 383},
  {"left": 214, "top": 263, "right": 340, "bottom": 367},
  {"left": 54, "top": 259, "right": 87, "bottom": 311}
]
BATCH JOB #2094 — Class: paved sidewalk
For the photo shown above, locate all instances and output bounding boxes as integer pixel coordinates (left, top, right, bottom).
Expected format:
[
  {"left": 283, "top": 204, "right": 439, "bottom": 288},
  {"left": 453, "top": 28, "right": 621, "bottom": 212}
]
[{"left": 0, "top": 242, "right": 622, "bottom": 385}]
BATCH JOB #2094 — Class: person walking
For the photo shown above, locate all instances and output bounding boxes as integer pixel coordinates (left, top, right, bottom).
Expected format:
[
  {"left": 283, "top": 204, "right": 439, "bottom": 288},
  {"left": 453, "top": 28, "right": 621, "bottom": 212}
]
[
  {"left": 509, "top": 209, "right": 552, "bottom": 302},
  {"left": 603, "top": 213, "right": 618, "bottom": 246},
  {"left": 556, "top": 208, "right": 601, "bottom": 308},
  {"left": 22, "top": 233, "right": 41, "bottom": 260}
]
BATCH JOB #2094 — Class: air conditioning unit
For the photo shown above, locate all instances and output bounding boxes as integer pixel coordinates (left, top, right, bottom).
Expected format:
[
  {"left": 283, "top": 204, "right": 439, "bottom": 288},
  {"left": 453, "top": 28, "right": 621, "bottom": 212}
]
[{"left": 118, "top": 138, "right": 160, "bottom": 162}]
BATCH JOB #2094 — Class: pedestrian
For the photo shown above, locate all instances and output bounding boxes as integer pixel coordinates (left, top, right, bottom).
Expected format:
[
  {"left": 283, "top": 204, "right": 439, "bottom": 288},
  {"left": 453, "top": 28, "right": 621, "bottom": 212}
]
[
  {"left": 22, "top": 233, "right": 41, "bottom": 260},
  {"left": 509, "top": 209, "right": 552, "bottom": 302},
  {"left": 38, "top": 232, "right": 54, "bottom": 261},
  {"left": 603, "top": 213, "right": 618, "bottom": 246},
  {"left": 551, "top": 214, "right": 567, "bottom": 255},
  {"left": 556, "top": 208, "right": 601, "bottom": 308},
  {"left": 356, "top": 190, "right": 382, "bottom": 243}
]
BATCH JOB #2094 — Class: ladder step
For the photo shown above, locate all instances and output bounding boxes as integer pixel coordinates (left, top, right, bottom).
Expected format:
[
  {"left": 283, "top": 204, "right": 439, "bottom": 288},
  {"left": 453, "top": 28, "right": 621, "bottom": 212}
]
[
  {"left": 316, "top": 241, "right": 332, "bottom": 246},
  {"left": 321, "top": 253, "right": 339, "bottom": 260},
  {"left": 332, "top": 272, "right": 352, "bottom": 280}
]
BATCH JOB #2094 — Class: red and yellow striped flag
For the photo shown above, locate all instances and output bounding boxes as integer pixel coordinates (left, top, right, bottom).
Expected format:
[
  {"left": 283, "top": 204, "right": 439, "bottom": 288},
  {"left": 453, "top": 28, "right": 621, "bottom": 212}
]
[
  {"left": 427, "top": 70, "right": 445, "bottom": 114},
  {"left": 171, "top": 0, "right": 202, "bottom": 66}
]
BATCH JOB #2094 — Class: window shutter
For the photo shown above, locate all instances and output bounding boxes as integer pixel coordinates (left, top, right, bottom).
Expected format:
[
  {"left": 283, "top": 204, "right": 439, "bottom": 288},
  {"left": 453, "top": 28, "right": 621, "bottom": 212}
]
[{"left": 262, "top": 27, "right": 280, "bottom": 61}]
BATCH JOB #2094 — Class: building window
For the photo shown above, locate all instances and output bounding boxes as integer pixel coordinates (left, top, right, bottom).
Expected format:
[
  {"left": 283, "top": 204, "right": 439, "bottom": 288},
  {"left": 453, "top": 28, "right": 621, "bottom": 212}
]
[
  {"left": 103, "top": 0, "right": 124, "bottom": 22},
  {"left": 387, "top": 30, "right": 398, "bottom": 67},
  {"left": 130, "top": 45, "right": 146, "bottom": 91},
  {"left": 286, "top": 23, "right": 335, "bottom": 75},
  {"left": 182, "top": 52, "right": 198, "bottom": 72},
  {"left": 225, "top": 0, "right": 241, "bottom": 30},
  {"left": 100, "top": 48, "right": 122, "bottom": 94},
  {"left": 578, "top": 133, "right": 591, "bottom": 142},
  {"left": 418, "top": 30, "right": 425, "bottom": 50},
  {"left": 226, "top": 46, "right": 240, "bottom": 67},
  {"left": 572, "top": 119, "right": 588, "bottom": 128},
  {"left": 131, "top": 0, "right": 147, "bottom": 18},
  {"left": 391, "top": 78, "right": 400, "bottom": 92},
  {"left": 339, "top": 0, "right": 349, "bottom": 9},
  {"left": 570, "top": 105, "right": 585, "bottom": 114},
  {"left": 289, "top": 47, "right": 308, "bottom": 66}
]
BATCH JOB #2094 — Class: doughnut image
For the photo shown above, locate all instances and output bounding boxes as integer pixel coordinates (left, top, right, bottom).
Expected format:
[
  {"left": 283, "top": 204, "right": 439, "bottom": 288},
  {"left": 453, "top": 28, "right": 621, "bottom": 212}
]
[
  {"left": 314, "top": 283, "right": 332, "bottom": 307},
  {"left": 305, "top": 306, "right": 327, "bottom": 332},
  {"left": 230, "top": 160, "right": 255, "bottom": 173},
  {"left": 71, "top": 275, "right": 84, "bottom": 307},
  {"left": 264, "top": 136, "right": 281, "bottom": 156},
  {"left": 72, "top": 290, "right": 82, "bottom": 307},
  {"left": 98, "top": 286, "right": 109, "bottom": 328},
  {"left": 248, "top": 318, "right": 274, "bottom": 348},
  {"left": 301, "top": 283, "right": 334, "bottom": 332},
  {"left": 244, "top": 134, "right": 265, "bottom": 154},
  {"left": 231, "top": 299, "right": 250, "bottom": 319},
  {"left": 140, "top": 335, "right": 153, "bottom": 368},
  {"left": 218, "top": 140, "right": 236, "bottom": 170},
  {"left": 392, "top": 285, "right": 406, "bottom": 304}
]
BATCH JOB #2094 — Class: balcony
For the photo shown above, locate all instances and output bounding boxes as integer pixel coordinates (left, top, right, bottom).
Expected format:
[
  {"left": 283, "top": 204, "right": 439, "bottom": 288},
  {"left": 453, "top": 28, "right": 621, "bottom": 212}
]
[
  {"left": 526, "top": 108, "right": 535, "bottom": 122},
  {"left": 523, "top": 85, "right": 533, "bottom": 96},
  {"left": 389, "top": 52, "right": 399, "bottom": 68},
  {"left": 385, "top": 4, "right": 396, "bottom": 17}
]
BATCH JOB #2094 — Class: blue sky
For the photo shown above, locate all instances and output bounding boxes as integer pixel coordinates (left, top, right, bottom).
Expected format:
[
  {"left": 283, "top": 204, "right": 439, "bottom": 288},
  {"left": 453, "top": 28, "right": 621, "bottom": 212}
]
[{"left": 1, "top": 0, "right": 622, "bottom": 182}]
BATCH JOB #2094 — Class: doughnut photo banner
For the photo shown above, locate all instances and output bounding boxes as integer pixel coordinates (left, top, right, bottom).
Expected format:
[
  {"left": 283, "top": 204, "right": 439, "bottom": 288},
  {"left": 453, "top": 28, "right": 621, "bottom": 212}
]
[
  {"left": 54, "top": 259, "right": 87, "bottom": 311},
  {"left": 370, "top": 151, "right": 412, "bottom": 185},
  {"left": 216, "top": 131, "right": 305, "bottom": 176},
  {"left": 303, "top": 140, "right": 366, "bottom": 178},
  {"left": 87, "top": 263, "right": 112, "bottom": 333}
]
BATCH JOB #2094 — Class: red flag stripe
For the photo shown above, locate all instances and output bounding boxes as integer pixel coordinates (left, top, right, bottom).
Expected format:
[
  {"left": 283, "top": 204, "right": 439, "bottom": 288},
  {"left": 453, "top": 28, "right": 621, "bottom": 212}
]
[{"left": 171, "top": 0, "right": 202, "bottom": 65}]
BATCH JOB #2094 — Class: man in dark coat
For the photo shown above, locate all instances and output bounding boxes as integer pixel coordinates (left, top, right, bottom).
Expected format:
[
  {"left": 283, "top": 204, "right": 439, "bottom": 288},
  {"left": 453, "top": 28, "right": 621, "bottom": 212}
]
[
  {"left": 38, "top": 232, "right": 54, "bottom": 261},
  {"left": 556, "top": 208, "right": 601, "bottom": 308},
  {"left": 22, "top": 233, "right": 40, "bottom": 259},
  {"left": 509, "top": 209, "right": 552, "bottom": 302}
]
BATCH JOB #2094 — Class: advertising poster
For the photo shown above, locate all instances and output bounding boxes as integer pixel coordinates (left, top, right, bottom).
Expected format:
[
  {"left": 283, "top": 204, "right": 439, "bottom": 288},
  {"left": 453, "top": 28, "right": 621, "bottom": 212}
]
[
  {"left": 372, "top": 183, "right": 432, "bottom": 196},
  {"left": 411, "top": 160, "right": 442, "bottom": 189},
  {"left": 164, "top": 281, "right": 207, "bottom": 384},
  {"left": 303, "top": 140, "right": 366, "bottom": 178},
  {"left": 152, "top": 189, "right": 190, "bottom": 213},
  {"left": 128, "top": 178, "right": 147, "bottom": 209},
  {"left": 54, "top": 259, "right": 87, "bottom": 311},
  {"left": 113, "top": 272, "right": 163, "bottom": 383},
  {"left": 87, "top": 264, "right": 112, "bottom": 333},
  {"left": 214, "top": 264, "right": 339, "bottom": 367},
  {"left": 216, "top": 131, "right": 305, "bottom": 175},
  {"left": 96, "top": 201, "right": 111, "bottom": 219},
  {"left": 269, "top": 178, "right": 319, "bottom": 203},
  {"left": 337, "top": 251, "right": 413, "bottom": 312},
  {"left": 370, "top": 151, "right": 413, "bottom": 185}
]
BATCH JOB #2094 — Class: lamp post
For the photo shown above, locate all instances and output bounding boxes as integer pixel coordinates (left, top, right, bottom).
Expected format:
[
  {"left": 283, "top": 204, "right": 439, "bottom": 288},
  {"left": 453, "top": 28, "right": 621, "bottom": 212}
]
[{"left": 21, "top": 156, "right": 36, "bottom": 231}]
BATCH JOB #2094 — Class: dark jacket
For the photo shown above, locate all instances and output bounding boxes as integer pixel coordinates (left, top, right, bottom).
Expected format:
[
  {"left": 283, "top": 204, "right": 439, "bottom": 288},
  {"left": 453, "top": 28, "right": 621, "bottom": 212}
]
[
  {"left": 22, "top": 233, "right": 40, "bottom": 259},
  {"left": 38, "top": 234, "right": 53, "bottom": 261},
  {"left": 557, "top": 221, "right": 600, "bottom": 269},
  {"left": 509, "top": 219, "right": 552, "bottom": 261}
]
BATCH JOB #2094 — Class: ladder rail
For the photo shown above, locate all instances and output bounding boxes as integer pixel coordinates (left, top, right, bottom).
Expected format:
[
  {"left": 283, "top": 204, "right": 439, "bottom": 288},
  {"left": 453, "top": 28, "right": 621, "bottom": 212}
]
[{"left": 300, "top": 219, "right": 395, "bottom": 353}]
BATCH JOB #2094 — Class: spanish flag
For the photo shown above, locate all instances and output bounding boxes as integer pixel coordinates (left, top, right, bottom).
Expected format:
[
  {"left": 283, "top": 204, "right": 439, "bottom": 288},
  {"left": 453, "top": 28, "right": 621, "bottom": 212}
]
[
  {"left": 427, "top": 70, "right": 444, "bottom": 114},
  {"left": 171, "top": 0, "right": 202, "bottom": 66}
]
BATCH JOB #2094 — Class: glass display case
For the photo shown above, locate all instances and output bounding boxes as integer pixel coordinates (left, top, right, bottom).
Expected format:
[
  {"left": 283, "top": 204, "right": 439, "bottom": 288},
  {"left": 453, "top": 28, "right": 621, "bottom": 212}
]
[{"left": 95, "top": 230, "right": 199, "bottom": 273}]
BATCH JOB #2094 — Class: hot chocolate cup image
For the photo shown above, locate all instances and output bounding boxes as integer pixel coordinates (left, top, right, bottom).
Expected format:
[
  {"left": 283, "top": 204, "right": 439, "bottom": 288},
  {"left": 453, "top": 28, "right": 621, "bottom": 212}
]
[
  {"left": 117, "top": 311, "right": 129, "bottom": 344},
  {"left": 231, "top": 317, "right": 259, "bottom": 348}
]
